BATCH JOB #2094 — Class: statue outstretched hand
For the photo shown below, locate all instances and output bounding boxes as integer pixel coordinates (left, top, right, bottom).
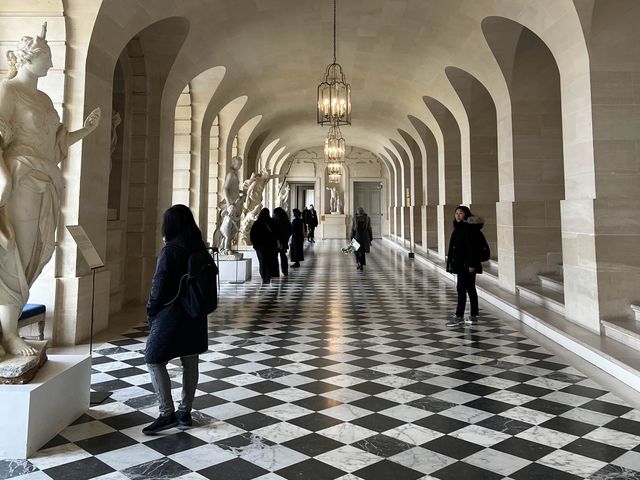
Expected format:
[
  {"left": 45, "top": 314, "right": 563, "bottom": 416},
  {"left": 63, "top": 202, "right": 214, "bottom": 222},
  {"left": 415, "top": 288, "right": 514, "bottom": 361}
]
[{"left": 84, "top": 107, "right": 101, "bottom": 133}]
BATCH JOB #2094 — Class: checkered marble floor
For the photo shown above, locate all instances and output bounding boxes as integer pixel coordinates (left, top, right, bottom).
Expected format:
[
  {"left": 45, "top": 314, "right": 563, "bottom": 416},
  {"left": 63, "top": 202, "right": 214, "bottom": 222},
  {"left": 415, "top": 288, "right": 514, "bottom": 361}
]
[{"left": 3, "top": 240, "right": 640, "bottom": 480}]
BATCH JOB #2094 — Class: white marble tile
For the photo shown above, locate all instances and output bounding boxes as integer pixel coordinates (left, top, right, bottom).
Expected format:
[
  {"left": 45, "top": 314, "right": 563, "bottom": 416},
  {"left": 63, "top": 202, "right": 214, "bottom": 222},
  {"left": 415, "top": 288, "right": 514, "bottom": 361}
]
[
  {"left": 109, "top": 386, "right": 154, "bottom": 402},
  {"left": 316, "top": 445, "right": 380, "bottom": 472},
  {"left": 240, "top": 444, "right": 308, "bottom": 471},
  {"left": 375, "top": 388, "right": 424, "bottom": 404},
  {"left": 418, "top": 375, "right": 466, "bottom": 389},
  {"left": 252, "top": 422, "right": 311, "bottom": 443},
  {"left": 259, "top": 403, "right": 314, "bottom": 421},
  {"left": 88, "top": 402, "right": 137, "bottom": 420},
  {"left": 224, "top": 373, "right": 265, "bottom": 386},
  {"left": 318, "top": 423, "right": 377, "bottom": 444},
  {"left": 371, "top": 375, "right": 416, "bottom": 389},
  {"left": 584, "top": 427, "right": 640, "bottom": 449},
  {"left": 439, "top": 405, "right": 493, "bottom": 424},
  {"left": 516, "top": 426, "right": 578, "bottom": 448},
  {"left": 323, "top": 374, "right": 366, "bottom": 388},
  {"left": 465, "top": 448, "right": 531, "bottom": 476},
  {"left": 541, "top": 391, "right": 590, "bottom": 407},
  {"left": 229, "top": 361, "right": 269, "bottom": 373},
  {"left": 266, "top": 387, "right": 315, "bottom": 402},
  {"left": 484, "top": 390, "right": 536, "bottom": 406},
  {"left": 59, "top": 420, "right": 116, "bottom": 442},
  {"left": 200, "top": 402, "right": 254, "bottom": 420},
  {"left": 501, "top": 406, "right": 555, "bottom": 425},
  {"left": 612, "top": 450, "right": 640, "bottom": 471},
  {"left": 321, "top": 404, "right": 374, "bottom": 422},
  {"left": 384, "top": 424, "right": 442, "bottom": 445},
  {"left": 389, "top": 446, "right": 456, "bottom": 474},
  {"left": 450, "top": 425, "right": 511, "bottom": 447},
  {"left": 186, "top": 420, "right": 246, "bottom": 443},
  {"left": 369, "top": 364, "right": 411, "bottom": 375},
  {"left": 170, "top": 444, "right": 235, "bottom": 471},
  {"left": 379, "top": 405, "right": 432, "bottom": 423},
  {"left": 560, "top": 407, "right": 616, "bottom": 426},
  {"left": 271, "top": 373, "right": 315, "bottom": 387},
  {"left": 321, "top": 388, "right": 368, "bottom": 403},
  {"left": 97, "top": 444, "right": 163, "bottom": 470},
  {"left": 538, "top": 450, "right": 607, "bottom": 477},
  {"left": 29, "top": 443, "right": 91, "bottom": 470}
]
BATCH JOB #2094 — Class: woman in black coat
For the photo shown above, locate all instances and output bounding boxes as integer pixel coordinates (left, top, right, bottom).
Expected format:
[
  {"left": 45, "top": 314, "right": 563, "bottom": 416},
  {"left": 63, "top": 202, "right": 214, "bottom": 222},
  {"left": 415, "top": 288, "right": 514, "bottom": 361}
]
[
  {"left": 351, "top": 207, "right": 373, "bottom": 270},
  {"left": 289, "top": 208, "right": 304, "bottom": 268},
  {"left": 272, "top": 207, "right": 292, "bottom": 276},
  {"left": 446, "top": 205, "right": 484, "bottom": 328},
  {"left": 250, "top": 208, "right": 279, "bottom": 284},
  {"left": 143, "top": 204, "right": 209, "bottom": 435}
]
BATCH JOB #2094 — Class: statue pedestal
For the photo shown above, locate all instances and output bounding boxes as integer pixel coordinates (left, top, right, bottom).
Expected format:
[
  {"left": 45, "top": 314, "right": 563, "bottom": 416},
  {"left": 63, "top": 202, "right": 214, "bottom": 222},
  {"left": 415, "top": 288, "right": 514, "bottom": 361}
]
[
  {"left": 0, "top": 354, "right": 91, "bottom": 459},
  {"left": 322, "top": 214, "right": 348, "bottom": 239},
  {"left": 219, "top": 257, "right": 252, "bottom": 282}
]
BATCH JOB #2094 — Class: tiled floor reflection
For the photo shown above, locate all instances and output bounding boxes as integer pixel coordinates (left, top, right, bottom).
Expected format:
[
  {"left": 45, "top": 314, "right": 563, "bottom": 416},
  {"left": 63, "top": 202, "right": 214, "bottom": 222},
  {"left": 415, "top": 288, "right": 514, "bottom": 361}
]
[{"left": 3, "top": 240, "right": 640, "bottom": 479}]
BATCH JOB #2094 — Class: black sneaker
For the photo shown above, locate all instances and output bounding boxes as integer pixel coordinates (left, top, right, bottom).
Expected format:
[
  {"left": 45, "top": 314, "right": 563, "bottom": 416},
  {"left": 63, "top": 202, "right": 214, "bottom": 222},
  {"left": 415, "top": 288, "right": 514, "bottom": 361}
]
[
  {"left": 142, "top": 413, "right": 177, "bottom": 435},
  {"left": 446, "top": 314, "right": 464, "bottom": 328},
  {"left": 176, "top": 410, "right": 192, "bottom": 430}
]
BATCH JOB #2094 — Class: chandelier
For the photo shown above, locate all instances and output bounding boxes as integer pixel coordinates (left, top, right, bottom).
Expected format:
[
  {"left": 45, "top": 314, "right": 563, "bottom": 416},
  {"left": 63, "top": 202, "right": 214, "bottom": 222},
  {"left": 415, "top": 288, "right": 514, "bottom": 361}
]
[
  {"left": 317, "top": 0, "right": 351, "bottom": 126},
  {"left": 325, "top": 124, "right": 345, "bottom": 183}
]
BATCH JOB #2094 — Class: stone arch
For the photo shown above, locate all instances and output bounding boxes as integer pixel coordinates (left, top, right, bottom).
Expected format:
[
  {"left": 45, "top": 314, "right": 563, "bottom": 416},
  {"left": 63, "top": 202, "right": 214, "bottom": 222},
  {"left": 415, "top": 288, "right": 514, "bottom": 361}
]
[
  {"left": 483, "top": 17, "right": 564, "bottom": 285},
  {"left": 390, "top": 139, "right": 412, "bottom": 245},
  {"left": 446, "top": 66, "right": 499, "bottom": 260},
  {"left": 409, "top": 116, "right": 439, "bottom": 253},
  {"left": 398, "top": 129, "right": 424, "bottom": 248},
  {"left": 384, "top": 147, "right": 404, "bottom": 240}
]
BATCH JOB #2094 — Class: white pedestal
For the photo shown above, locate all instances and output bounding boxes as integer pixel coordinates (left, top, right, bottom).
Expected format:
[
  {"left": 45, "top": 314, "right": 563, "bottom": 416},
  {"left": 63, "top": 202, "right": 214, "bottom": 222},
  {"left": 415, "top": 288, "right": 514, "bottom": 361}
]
[
  {"left": 322, "top": 214, "right": 348, "bottom": 239},
  {"left": 219, "top": 258, "right": 252, "bottom": 282},
  {"left": 0, "top": 354, "right": 91, "bottom": 459}
]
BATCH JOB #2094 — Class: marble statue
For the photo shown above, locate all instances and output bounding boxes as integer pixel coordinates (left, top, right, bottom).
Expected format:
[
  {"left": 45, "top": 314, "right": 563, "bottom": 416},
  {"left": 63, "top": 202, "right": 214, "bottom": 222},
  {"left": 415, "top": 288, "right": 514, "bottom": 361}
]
[
  {"left": 109, "top": 111, "right": 121, "bottom": 172},
  {"left": 278, "top": 183, "right": 290, "bottom": 212},
  {"left": 326, "top": 186, "right": 338, "bottom": 213},
  {"left": 218, "top": 156, "right": 243, "bottom": 253},
  {"left": 239, "top": 168, "right": 275, "bottom": 243},
  {"left": 0, "top": 23, "right": 101, "bottom": 358}
]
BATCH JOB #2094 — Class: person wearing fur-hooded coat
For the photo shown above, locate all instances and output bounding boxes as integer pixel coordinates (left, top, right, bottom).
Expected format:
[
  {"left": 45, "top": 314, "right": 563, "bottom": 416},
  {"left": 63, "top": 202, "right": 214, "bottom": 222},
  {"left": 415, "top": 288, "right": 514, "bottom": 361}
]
[{"left": 446, "top": 205, "right": 484, "bottom": 326}]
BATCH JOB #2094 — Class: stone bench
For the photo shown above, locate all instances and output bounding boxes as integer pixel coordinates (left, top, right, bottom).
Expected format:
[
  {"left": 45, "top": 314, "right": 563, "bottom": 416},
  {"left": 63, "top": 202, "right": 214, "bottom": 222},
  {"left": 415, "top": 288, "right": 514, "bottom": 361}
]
[{"left": 18, "top": 304, "right": 46, "bottom": 341}]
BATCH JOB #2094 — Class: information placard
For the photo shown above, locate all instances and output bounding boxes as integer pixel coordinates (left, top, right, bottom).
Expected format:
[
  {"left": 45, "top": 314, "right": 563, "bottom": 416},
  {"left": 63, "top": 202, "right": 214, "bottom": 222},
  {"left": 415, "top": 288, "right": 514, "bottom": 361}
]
[{"left": 66, "top": 225, "right": 105, "bottom": 269}]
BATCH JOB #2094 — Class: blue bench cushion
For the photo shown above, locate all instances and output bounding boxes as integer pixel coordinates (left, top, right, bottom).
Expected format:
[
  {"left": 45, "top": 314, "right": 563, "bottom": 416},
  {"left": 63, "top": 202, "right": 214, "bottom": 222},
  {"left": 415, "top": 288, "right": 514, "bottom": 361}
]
[{"left": 19, "top": 304, "right": 46, "bottom": 320}]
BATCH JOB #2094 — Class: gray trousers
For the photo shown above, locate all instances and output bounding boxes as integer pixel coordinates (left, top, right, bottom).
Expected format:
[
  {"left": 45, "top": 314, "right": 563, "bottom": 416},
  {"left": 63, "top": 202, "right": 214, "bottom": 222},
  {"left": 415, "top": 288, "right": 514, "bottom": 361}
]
[{"left": 147, "top": 354, "right": 199, "bottom": 416}]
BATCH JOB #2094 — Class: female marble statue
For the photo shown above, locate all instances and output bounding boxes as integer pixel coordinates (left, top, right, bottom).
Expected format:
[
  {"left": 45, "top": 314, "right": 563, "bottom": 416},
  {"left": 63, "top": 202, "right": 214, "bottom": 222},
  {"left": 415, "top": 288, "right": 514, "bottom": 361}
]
[
  {"left": 219, "top": 156, "right": 243, "bottom": 252},
  {"left": 0, "top": 24, "right": 101, "bottom": 358},
  {"left": 326, "top": 186, "right": 338, "bottom": 213}
]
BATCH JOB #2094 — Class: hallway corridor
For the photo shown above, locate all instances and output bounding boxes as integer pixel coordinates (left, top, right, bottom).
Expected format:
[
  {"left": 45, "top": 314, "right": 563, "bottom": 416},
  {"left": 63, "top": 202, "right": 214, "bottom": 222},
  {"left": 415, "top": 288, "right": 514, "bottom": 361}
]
[{"left": 9, "top": 241, "right": 640, "bottom": 479}]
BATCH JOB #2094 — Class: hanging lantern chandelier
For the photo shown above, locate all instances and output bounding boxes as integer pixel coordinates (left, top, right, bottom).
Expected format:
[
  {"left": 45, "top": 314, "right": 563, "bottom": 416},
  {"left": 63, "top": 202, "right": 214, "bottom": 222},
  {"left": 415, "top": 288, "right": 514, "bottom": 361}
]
[
  {"left": 325, "top": 124, "right": 345, "bottom": 183},
  {"left": 317, "top": 0, "right": 351, "bottom": 126}
]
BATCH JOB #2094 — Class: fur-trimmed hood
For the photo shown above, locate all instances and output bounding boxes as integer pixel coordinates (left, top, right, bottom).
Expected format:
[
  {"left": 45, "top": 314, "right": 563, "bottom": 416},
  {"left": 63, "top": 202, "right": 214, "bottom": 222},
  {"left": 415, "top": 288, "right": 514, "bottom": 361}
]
[{"left": 466, "top": 215, "right": 485, "bottom": 228}]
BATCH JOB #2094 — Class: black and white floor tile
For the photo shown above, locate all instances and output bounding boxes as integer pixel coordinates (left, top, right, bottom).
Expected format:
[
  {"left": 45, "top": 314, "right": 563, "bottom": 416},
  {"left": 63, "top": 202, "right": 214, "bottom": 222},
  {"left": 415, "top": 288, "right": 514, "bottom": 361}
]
[{"left": 3, "top": 240, "right": 640, "bottom": 479}]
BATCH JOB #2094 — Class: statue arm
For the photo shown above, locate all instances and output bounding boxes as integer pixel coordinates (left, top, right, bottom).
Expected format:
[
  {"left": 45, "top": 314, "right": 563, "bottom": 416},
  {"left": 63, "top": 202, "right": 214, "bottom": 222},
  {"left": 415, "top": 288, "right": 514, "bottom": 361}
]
[{"left": 68, "top": 107, "right": 101, "bottom": 146}]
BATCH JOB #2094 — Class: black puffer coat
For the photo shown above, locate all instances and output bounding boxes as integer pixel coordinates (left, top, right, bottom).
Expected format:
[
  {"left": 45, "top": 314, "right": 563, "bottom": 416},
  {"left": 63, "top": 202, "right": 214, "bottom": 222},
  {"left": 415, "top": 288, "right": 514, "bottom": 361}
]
[
  {"left": 351, "top": 213, "right": 373, "bottom": 253},
  {"left": 446, "top": 215, "right": 484, "bottom": 275},
  {"left": 145, "top": 235, "right": 209, "bottom": 364},
  {"left": 289, "top": 217, "right": 305, "bottom": 262}
]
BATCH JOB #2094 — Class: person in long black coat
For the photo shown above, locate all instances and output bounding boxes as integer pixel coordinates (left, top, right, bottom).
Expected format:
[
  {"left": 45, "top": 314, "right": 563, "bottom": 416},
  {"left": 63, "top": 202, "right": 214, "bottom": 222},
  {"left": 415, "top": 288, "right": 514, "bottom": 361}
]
[
  {"left": 143, "top": 204, "right": 209, "bottom": 435},
  {"left": 351, "top": 207, "right": 373, "bottom": 270},
  {"left": 272, "top": 207, "right": 292, "bottom": 276},
  {"left": 446, "top": 205, "right": 484, "bottom": 327},
  {"left": 250, "top": 208, "right": 279, "bottom": 284},
  {"left": 307, "top": 205, "right": 319, "bottom": 242},
  {"left": 289, "top": 208, "right": 304, "bottom": 268}
]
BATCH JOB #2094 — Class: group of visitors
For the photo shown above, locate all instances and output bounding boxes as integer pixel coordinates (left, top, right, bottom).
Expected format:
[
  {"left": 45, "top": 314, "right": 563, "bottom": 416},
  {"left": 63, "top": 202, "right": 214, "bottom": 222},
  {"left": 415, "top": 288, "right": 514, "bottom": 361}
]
[
  {"left": 250, "top": 207, "right": 305, "bottom": 284},
  {"left": 142, "top": 202, "right": 487, "bottom": 436}
]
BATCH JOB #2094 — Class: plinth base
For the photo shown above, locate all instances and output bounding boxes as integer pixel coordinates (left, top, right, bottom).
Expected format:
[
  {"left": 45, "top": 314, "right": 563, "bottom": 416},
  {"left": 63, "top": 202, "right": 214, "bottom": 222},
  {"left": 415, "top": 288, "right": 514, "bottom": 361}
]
[
  {"left": 0, "top": 340, "right": 48, "bottom": 384},
  {"left": 0, "top": 354, "right": 91, "bottom": 459},
  {"left": 219, "top": 258, "right": 252, "bottom": 282}
]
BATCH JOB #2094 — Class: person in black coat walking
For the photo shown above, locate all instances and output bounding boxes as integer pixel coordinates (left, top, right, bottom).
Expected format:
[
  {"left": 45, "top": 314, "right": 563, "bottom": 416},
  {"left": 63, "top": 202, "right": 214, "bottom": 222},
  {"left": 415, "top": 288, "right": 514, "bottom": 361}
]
[
  {"left": 306, "top": 204, "right": 319, "bottom": 242},
  {"left": 272, "top": 207, "right": 292, "bottom": 276},
  {"left": 143, "top": 204, "right": 209, "bottom": 435},
  {"left": 289, "top": 208, "right": 305, "bottom": 268},
  {"left": 250, "top": 208, "right": 279, "bottom": 284},
  {"left": 351, "top": 207, "right": 373, "bottom": 270},
  {"left": 446, "top": 205, "right": 484, "bottom": 328}
]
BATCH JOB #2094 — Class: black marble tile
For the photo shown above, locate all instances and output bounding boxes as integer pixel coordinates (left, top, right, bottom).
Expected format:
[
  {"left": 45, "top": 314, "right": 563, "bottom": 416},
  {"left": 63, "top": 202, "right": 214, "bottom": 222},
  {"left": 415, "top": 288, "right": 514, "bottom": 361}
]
[
  {"left": 192, "top": 393, "right": 228, "bottom": 409},
  {"left": 507, "top": 383, "right": 553, "bottom": 398},
  {"left": 539, "top": 416, "right": 599, "bottom": 436},
  {"left": 401, "top": 382, "right": 446, "bottom": 396},
  {"left": 106, "top": 366, "right": 147, "bottom": 378},
  {"left": 75, "top": 431, "right": 137, "bottom": 455},
  {"left": 414, "top": 414, "right": 467, "bottom": 434},
  {"left": 351, "top": 413, "right": 405, "bottom": 433},
  {"left": 562, "top": 437, "right": 626, "bottom": 463},
  {"left": 100, "top": 411, "right": 155, "bottom": 430},
  {"left": 44, "top": 457, "right": 114, "bottom": 480},
  {"left": 511, "top": 462, "right": 582, "bottom": 480},
  {"left": 197, "top": 379, "right": 236, "bottom": 393},
  {"left": 236, "top": 394, "right": 286, "bottom": 411},
  {"left": 122, "top": 457, "right": 190, "bottom": 479},
  {"left": 477, "top": 414, "right": 533, "bottom": 435},
  {"left": 276, "top": 458, "right": 344, "bottom": 480},
  {"left": 199, "top": 457, "right": 269, "bottom": 480},
  {"left": 354, "top": 459, "right": 424, "bottom": 480},
  {"left": 492, "top": 437, "right": 555, "bottom": 461},
  {"left": 293, "top": 395, "right": 341, "bottom": 412},
  {"left": 430, "top": 460, "right": 502, "bottom": 480},
  {"left": 605, "top": 417, "right": 640, "bottom": 436},
  {"left": 353, "top": 433, "right": 414, "bottom": 457},
  {"left": 349, "top": 396, "right": 397, "bottom": 412},
  {"left": 590, "top": 464, "right": 640, "bottom": 480},
  {"left": 0, "top": 459, "right": 37, "bottom": 480},
  {"left": 225, "top": 412, "right": 281, "bottom": 430},
  {"left": 422, "top": 435, "right": 484, "bottom": 460},
  {"left": 144, "top": 432, "right": 206, "bottom": 455},
  {"left": 287, "top": 413, "right": 343, "bottom": 432},
  {"left": 349, "top": 381, "right": 394, "bottom": 395},
  {"left": 282, "top": 433, "right": 343, "bottom": 456},
  {"left": 407, "top": 396, "right": 457, "bottom": 413},
  {"left": 522, "top": 398, "right": 574, "bottom": 415}
]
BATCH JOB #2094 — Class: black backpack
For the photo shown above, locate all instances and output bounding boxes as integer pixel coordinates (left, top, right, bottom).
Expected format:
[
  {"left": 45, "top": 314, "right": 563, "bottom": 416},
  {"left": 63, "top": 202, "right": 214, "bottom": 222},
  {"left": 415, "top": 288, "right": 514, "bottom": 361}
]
[
  {"left": 478, "top": 231, "right": 491, "bottom": 262},
  {"left": 167, "top": 248, "right": 218, "bottom": 317}
]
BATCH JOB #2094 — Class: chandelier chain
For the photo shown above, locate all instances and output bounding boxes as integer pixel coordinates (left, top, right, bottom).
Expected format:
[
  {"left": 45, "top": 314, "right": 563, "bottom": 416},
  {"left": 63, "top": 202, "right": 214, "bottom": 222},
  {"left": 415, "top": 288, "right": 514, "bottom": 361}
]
[{"left": 333, "top": 0, "right": 336, "bottom": 64}]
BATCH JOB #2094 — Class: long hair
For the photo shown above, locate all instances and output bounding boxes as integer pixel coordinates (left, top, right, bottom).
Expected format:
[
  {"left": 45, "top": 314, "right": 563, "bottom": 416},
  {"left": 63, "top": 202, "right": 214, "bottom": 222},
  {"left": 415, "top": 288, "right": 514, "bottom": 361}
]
[
  {"left": 162, "top": 204, "right": 202, "bottom": 243},
  {"left": 256, "top": 207, "right": 271, "bottom": 223},
  {"left": 272, "top": 207, "right": 288, "bottom": 222}
]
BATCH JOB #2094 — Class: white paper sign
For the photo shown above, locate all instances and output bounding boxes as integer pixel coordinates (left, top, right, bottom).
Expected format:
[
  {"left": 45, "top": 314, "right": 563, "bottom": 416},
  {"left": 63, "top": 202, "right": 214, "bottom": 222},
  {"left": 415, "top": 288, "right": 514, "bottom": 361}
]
[{"left": 66, "top": 225, "right": 105, "bottom": 269}]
